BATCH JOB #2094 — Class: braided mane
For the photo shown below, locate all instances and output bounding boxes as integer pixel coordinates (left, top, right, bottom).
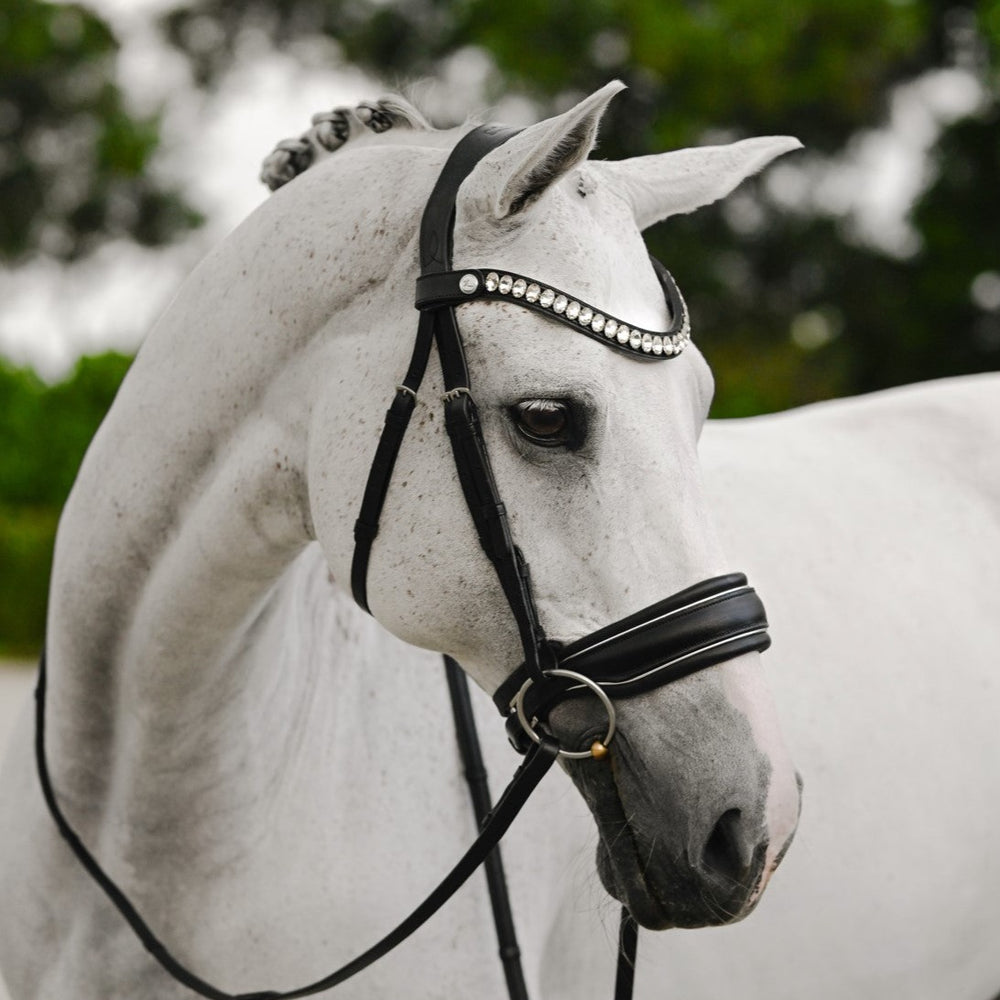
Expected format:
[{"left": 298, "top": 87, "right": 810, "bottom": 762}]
[{"left": 260, "top": 95, "right": 438, "bottom": 191}]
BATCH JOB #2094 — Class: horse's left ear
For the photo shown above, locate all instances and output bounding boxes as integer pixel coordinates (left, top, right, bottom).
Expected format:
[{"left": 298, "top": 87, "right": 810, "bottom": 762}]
[
  {"left": 467, "top": 80, "right": 626, "bottom": 219},
  {"left": 596, "top": 136, "right": 803, "bottom": 231}
]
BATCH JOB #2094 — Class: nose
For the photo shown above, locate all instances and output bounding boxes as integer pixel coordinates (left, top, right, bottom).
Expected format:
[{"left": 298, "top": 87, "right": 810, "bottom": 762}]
[{"left": 699, "top": 807, "right": 768, "bottom": 899}]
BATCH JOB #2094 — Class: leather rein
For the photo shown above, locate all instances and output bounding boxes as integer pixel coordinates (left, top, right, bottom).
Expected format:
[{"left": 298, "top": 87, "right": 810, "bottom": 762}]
[{"left": 35, "top": 124, "right": 771, "bottom": 999}]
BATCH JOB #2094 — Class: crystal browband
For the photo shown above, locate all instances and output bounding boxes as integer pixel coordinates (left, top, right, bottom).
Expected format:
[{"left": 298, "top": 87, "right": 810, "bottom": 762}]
[{"left": 415, "top": 259, "right": 691, "bottom": 360}]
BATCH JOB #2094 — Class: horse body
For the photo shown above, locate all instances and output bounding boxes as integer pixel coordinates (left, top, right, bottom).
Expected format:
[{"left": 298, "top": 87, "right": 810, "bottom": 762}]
[
  {"left": 0, "top": 83, "right": 995, "bottom": 1000},
  {"left": 664, "top": 373, "right": 1000, "bottom": 1000}
]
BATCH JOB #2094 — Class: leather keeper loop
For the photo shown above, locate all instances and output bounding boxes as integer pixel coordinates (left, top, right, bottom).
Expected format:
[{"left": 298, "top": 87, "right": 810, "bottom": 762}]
[
  {"left": 384, "top": 392, "right": 416, "bottom": 429},
  {"left": 415, "top": 271, "right": 484, "bottom": 309}
]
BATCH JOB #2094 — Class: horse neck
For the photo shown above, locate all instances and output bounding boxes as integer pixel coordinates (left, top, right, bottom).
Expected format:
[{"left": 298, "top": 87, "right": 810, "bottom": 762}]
[{"left": 42, "top": 142, "right": 437, "bottom": 820}]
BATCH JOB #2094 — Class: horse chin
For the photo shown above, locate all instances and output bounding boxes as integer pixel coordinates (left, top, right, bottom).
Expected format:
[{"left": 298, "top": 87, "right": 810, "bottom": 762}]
[
  {"left": 594, "top": 838, "right": 678, "bottom": 930},
  {"left": 565, "top": 746, "right": 775, "bottom": 931},
  {"left": 594, "top": 836, "right": 766, "bottom": 930}
]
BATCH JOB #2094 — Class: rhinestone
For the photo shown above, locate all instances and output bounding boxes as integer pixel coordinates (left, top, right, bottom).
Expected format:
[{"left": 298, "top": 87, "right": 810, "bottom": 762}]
[
  {"left": 539, "top": 288, "right": 556, "bottom": 308},
  {"left": 498, "top": 274, "right": 514, "bottom": 294},
  {"left": 664, "top": 340, "right": 676, "bottom": 355},
  {"left": 604, "top": 319, "right": 618, "bottom": 339},
  {"left": 591, "top": 314, "right": 605, "bottom": 333},
  {"left": 578, "top": 306, "right": 593, "bottom": 326},
  {"left": 652, "top": 336, "right": 664, "bottom": 355},
  {"left": 629, "top": 330, "right": 642, "bottom": 350},
  {"left": 526, "top": 283, "right": 541, "bottom": 303},
  {"left": 616, "top": 325, "right": 630, "bottom": 345},
  {"left": 642, "top": 333, "right": 653, "bottom": 353},
  {"left": 485, "top": 272, "right": 500, "bottom": 292},
  {"left": 459, "top": 273, "right": 479, "bottom": 295},
  {"left": 512, "top": 278, "right": 527, "bottom": 298},
  {"left": 566, "top": 301, "right": 581, "bottom": 320},
  {"left": 553, "top": 295, "right": 568, "bottom": 314}
]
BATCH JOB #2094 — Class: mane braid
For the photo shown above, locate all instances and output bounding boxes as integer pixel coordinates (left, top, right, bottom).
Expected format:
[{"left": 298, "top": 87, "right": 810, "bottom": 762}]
[{"left": 260, "top": 94, "right": 434, "bottom": 191}]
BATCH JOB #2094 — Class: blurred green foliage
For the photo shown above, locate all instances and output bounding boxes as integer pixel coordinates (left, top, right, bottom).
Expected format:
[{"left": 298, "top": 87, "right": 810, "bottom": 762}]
[
  {"left": 0, "top": 0, "right": 202, "bottom": 262},
  {"left": 0, "top": 352, "right": 130, "bottom": 654}
]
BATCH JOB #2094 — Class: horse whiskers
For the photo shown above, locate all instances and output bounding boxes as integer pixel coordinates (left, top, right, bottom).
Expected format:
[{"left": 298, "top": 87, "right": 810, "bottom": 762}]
[
  {"left": 642, "top": 833, "right": 659, "bottom": 875},
  {"left": 698, "top": 884, "right": 742, "bottom": 924},
  {"left": 603, "top": 810, "right": 639, "bottom": 855},
  {"left": 700, "top": 865, "right": 758, "bottom": 906},
  {"left": 602, "top": 823, "right": 631, "bottom": 858}
]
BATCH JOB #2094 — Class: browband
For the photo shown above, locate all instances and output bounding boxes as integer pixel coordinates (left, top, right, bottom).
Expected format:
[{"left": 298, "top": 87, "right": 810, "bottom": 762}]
[{"left": 415, "top": 259, "right": 690, "bottom": 361}]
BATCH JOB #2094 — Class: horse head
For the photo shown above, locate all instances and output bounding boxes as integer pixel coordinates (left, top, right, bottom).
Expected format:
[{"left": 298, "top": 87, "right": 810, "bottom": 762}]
[{"left": 284, "top": 82, "right": 801, "bottom": 931}]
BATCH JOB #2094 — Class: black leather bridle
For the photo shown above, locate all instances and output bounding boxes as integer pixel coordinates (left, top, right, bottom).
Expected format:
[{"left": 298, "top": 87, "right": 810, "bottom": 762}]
[
  {"left": 34, "top": 124, "right": 771, "bottom": 1000},
  {"left": 352, "top": 122, "right": 769, "bottom": 748}
]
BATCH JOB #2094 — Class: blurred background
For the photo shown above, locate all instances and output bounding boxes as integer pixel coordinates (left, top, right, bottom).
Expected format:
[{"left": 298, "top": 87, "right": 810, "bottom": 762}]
[{"left": 1, "top": 0, "right": 998, "bottom": 656}]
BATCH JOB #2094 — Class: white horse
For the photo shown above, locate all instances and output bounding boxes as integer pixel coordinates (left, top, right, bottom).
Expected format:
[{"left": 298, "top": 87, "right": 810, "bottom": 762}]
[{"left": 0, "top": 81, "right": 996, "bottom": 1000}]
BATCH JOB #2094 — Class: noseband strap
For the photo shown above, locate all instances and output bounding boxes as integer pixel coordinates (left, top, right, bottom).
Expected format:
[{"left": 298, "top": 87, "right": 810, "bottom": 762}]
[{"left": 494, "top": 573, "right": 770, "bottom": 750}]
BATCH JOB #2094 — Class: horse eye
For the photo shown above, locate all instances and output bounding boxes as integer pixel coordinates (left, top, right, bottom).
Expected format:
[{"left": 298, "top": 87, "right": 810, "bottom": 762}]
[{"left": 510, "top": 399, "right": 577, "bottom": 448}]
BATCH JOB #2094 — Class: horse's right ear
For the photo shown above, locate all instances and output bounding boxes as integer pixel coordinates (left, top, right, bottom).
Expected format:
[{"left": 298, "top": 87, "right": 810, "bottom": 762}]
[
  {"left": 596, "top": 136, "right": 803, "bottom": 230},
  {"left": 465, "top": 81, "right": 626, "bottom": 220}
]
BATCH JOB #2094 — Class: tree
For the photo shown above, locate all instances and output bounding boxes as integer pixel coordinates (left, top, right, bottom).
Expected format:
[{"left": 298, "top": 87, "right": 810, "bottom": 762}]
[{"left": 0, "top": 0, "right": 202, "bottom": 262}]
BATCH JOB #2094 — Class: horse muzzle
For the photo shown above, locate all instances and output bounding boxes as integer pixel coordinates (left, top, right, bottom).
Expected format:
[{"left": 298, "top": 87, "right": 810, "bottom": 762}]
[{"left": 491, "top": 572, "right": 785, "bottom": 930}]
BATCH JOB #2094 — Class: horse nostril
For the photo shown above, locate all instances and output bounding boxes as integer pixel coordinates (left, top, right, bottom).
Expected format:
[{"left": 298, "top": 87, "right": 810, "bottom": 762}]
[{"left": 701, "top": 808, "right": 753, "bottom": 883}]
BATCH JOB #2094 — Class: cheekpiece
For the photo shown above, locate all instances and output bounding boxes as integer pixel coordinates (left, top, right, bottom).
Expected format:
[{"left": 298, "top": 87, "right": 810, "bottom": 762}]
[{"left": 415, "top": 263, "right": 691, "bottom": 361}]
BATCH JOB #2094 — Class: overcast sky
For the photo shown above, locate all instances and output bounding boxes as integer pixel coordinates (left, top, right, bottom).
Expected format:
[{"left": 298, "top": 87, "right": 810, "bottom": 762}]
[{"left": 0, "top": 0, "right": 985, "bottom": 379}]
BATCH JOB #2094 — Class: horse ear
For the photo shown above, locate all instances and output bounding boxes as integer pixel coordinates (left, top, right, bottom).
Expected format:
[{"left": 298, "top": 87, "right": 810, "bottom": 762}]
[
  {"left": 469, "top": 81, "right": 626, "bottom": 219},
  {"left": 597, "top": 136, "right": 803, "bottom": 230}
]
